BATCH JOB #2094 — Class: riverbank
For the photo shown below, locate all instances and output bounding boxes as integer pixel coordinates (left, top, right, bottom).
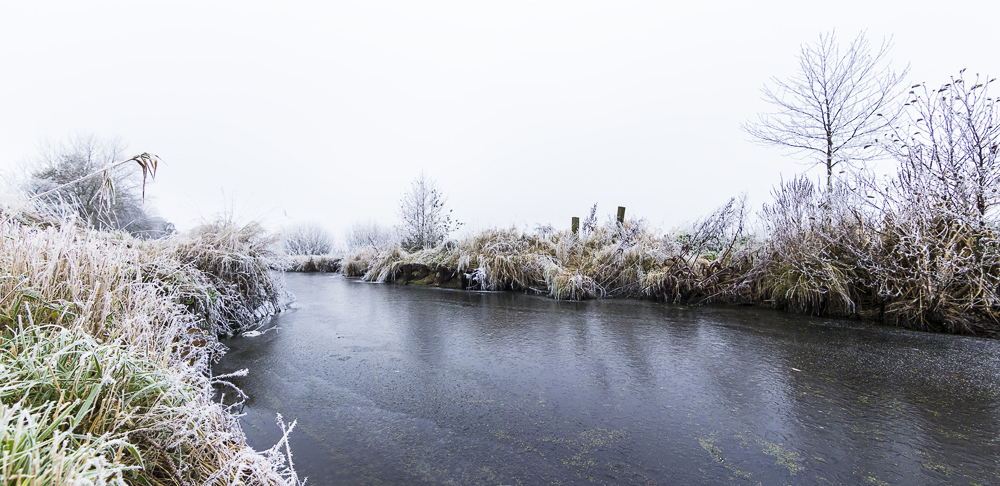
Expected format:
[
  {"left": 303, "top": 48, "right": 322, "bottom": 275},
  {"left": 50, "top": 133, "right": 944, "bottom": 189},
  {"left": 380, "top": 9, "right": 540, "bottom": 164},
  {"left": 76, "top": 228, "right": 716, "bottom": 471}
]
[
  {"left": 335, "top": 210, "right": 1000, "bottom": 337},
  {"left": 0, "top": 213, "right": 301, "bottom": 485}
]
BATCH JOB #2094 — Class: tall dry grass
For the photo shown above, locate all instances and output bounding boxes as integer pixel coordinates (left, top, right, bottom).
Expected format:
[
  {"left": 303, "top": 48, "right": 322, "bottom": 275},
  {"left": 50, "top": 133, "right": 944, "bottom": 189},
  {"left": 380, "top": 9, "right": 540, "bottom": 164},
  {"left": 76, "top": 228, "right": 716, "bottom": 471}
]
[
  {"left": 863, "top": 211, "right": 1000, "bottom": 333},
  {"left": 750, "top": 177, "right": 866, "bottom": 316},
  {"left": 0, "top": 215, "right": 299, "bottom": 485},
  {"left": 172, "top": 219, "right": 289, "bottom": 336},
  {"left": 285, "top": 254, "right": 341, "bottom": 273},
  {"left": 749, "top": 175, "right": 1000, "bottom": 334}
]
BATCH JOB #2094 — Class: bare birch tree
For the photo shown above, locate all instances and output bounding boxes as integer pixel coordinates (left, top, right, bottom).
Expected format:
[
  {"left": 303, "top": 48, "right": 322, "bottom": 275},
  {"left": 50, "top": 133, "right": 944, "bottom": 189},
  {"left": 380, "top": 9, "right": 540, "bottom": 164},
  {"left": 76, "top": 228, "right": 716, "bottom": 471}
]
[
  {"left": 397, "top": 171, "right": 459, "bottom": 250},
  {"left": 743, "top": 31, "right": 907, "bottom": 189}
]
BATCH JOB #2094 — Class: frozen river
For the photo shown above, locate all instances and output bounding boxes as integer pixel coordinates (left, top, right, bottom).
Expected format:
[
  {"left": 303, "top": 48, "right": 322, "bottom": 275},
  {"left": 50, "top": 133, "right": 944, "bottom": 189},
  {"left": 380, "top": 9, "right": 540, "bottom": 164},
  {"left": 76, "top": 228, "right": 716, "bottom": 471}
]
[{"left": 215, "top": 273, "right": 1000, "bottom": 485}]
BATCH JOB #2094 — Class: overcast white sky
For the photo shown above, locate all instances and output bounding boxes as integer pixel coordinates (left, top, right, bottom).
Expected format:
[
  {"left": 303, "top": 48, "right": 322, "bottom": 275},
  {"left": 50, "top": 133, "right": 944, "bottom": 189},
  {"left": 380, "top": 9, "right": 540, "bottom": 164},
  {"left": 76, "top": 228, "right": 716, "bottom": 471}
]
[{"left": 2, "top": 1, "right": 997, "bottom": 240}]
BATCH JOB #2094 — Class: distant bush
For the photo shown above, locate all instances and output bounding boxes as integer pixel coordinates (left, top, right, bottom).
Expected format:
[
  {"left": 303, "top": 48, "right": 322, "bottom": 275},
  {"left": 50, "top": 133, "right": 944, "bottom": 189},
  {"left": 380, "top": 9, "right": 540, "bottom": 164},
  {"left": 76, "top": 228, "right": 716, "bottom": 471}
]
[
  {"left": 282, "top": 222, "right": 334, "bottom": 255},
  {"left": 287, "top": 255, "right": 341, "bottom": 272},
  {"left": 344, "top": 219, "right": 396, "bottom": 251}
]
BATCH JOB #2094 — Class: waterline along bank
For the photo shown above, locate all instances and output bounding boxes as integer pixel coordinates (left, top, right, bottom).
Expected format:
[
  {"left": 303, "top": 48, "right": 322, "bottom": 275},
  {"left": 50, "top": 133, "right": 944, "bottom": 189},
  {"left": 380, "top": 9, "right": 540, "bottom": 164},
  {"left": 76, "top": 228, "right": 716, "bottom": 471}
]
[{"left": 0, "top": 210, "right": 301, "bottom": 485}]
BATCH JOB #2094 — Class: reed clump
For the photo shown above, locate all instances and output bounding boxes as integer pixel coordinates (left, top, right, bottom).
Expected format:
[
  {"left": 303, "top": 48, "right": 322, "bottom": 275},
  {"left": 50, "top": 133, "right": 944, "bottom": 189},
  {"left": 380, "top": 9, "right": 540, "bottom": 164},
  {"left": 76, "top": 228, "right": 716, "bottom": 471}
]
[
  {"left": 749, "top": 178, "right": 866, "bottom": 316},
  {"left": 544, "top": 263, "right": 599, "bottom": 301},
  {"left": 0, "top": 214, "right": 300, "bottom": 485},
  {"left": 750, "top": 210, "right": 1000, "bottom": 334},
  {"left": 172, "top": 219, "right": 289, "bottom": 336},
  {"left": 366, "top": 244, "right": 411, "bottom": 283},
  {"left": 455, "top": 228, "right": 550, "bottom": 291},
  {"left": 866, "top": 214, "right": 1000, "bottom": 333},
  {"left": 340, "top": 247, "right": 376, "bottom": 277}
]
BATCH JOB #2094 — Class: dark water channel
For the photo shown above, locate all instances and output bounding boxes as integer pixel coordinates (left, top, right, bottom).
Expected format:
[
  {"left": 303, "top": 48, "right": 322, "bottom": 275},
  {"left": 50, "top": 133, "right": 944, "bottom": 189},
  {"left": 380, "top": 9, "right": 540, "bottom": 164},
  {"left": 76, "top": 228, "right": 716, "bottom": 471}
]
[{"left": 215, "top": 273, "right": 1000, "bottom": 485}]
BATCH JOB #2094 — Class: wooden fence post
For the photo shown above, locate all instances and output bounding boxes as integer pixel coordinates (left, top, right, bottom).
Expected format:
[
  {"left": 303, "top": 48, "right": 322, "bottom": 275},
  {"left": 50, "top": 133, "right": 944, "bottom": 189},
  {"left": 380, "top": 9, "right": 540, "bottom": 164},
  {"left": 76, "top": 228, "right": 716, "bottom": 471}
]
[
  {"left": 572, "top": 217, "right": 579, "bottom": 234},
  {"left": 616, "top": 206, "right": 626, "bottom": 225}
]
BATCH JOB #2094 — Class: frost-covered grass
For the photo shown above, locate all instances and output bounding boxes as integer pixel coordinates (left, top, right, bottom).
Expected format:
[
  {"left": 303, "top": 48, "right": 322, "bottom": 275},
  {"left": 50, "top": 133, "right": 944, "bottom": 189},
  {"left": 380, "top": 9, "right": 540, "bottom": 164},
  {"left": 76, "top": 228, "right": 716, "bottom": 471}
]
[
  {"left": 172, "top": 219, "right": 289, "bottom": 336},
  {"left": 285, "top": 254, "right": 341, "bottom": 273},
  {"left": 0, "top": 212, "right": 300, "bottom": 485},
  {"left": 343, "top": 215, "right": 754, "bottom": 305},
  {"left": 343, "top": 190, "right": 1000, "bottom": 335},
  {"left": 341, "top": 247, "right": 376, "bottom": 277},
  {"left": 753, "top": 176, "right": 1000, "bottom": 334}
]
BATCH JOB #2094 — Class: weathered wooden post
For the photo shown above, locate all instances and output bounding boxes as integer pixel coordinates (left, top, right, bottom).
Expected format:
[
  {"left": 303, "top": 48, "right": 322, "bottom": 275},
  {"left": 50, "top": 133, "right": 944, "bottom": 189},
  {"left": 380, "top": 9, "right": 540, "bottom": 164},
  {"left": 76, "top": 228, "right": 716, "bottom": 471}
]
[
  {"left": 572, "top": 217, "right": 579, "bottom": 234},
  {"left": 616, "top": 206, "right": 626, "bottom": 225}
]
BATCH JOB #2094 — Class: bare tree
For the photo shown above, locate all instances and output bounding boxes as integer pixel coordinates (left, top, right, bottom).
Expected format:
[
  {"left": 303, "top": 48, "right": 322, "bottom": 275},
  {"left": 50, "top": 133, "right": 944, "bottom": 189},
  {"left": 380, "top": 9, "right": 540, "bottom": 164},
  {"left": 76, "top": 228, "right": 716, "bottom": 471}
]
[
  {"left": 397, "top": 171, "right": 459, "bottom": 251},
  {"left": 282, "top": 222, "right": 335, "bottom": 255},
  {"left": 344, "top": 219, "right": 396, "bottom": 251},
  {"left": 744, "top": 31, "right": 908, "bottom": 189}
]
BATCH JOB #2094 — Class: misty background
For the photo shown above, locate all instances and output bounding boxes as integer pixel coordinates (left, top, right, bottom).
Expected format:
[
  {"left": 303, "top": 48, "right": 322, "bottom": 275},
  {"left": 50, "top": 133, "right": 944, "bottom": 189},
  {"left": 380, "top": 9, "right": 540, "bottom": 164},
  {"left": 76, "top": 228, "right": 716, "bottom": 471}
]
[{"left": 2, "top": 0, "right": 996, "bottom": 240}]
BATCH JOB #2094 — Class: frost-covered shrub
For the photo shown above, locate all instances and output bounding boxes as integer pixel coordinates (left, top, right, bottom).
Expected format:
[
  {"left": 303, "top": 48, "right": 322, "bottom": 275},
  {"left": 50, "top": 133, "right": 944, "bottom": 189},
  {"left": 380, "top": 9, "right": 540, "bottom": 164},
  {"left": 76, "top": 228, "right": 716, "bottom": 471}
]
[
  {"left": 282, "top": 222, "right": 334, "bottom": 255},
  {"left": 397, "top": 171, "right": 460, "bottom": 251},
  {"left": 754, "top": 176, "right": 865, "bottom": 316},
  {"left": 844, "top": 71, "right": 1000, "bottom": 332}
]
